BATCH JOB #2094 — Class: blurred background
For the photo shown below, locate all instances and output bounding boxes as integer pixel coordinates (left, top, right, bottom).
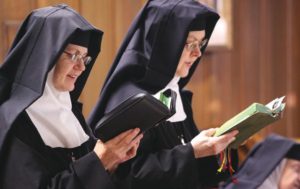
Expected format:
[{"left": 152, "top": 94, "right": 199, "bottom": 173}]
[{"left": 1, "top": 0, "right": 300, "bottom": 159}]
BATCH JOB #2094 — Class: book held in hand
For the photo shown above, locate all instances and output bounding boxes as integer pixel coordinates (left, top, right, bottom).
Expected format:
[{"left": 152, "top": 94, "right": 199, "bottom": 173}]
[
  {"left": 214, "top": 96, "right": 286, "bottom": 149},
  {"left": 94, "top": 92, "right": 176, "bottom": 142}
]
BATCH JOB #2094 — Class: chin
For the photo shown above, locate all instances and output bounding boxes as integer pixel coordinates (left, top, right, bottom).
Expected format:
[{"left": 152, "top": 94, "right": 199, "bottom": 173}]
[
  {"left": 181, "top": 71, "right": 189, "bottom": 78},
  {"left": 67, "top": 86, "right": 75, "bottom": 92},
  {"left": 176, "top": 68, "right": 190, "bottom": 78},
  {"left": 58, "top": 85, "right": 75, "bottom": 92}
]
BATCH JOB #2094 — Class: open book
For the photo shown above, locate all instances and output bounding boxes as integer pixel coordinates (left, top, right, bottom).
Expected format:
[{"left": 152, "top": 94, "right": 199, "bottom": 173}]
[
  {"left": 214, "top": 96, "right": 286, "bottom": 149},
  {"left": 94, "top": 91, "right": 176, "bottom": 142}
]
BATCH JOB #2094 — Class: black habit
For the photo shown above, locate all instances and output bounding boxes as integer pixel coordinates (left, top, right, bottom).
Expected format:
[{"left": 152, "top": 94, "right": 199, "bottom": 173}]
[
  {"left": 88, "top": 0, "right": 236, "bottom": 189},
  {"left": 0, "top": 4, "right": 116, "bottom": 189},
  {"left": 221, "top": 134, "right": 300, "bottom": 189}
]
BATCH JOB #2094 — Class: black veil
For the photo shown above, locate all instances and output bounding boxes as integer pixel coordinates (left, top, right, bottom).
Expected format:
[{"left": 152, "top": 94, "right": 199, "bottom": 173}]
[
  {"left": 88, "top": 0, "right": 219, "bottom": 129},
  {"left": 0, "top": 4, "right": 103, "bottom": 163}
]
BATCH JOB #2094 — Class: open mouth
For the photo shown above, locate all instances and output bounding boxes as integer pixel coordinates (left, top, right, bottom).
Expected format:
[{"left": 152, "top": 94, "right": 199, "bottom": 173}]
[
  {"left": 185, "top": 61, "right": 193, "bottom": 67},
  {"left": 68, "top": 74, "right": 78, "bottom": 80}
]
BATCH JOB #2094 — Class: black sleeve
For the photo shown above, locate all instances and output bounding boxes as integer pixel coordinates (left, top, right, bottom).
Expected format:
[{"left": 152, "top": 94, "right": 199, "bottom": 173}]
[
  {"left": 130, "top": 139, "right": 200, "bottom": 189},
  {"left": 181, "top": 90, "right": 239, "bottom": 187},
  {"left": 126, "top": 90, "right": 238, "bottom": 189},
  {"left": 129, "top": 129, "right": 234, "bottom": 189},
  {"left": 0, "top": 74, "right": 11, "bottom": 105},
  {"left": 0, "top": 135, "right": 115, "bottom": 189},
  {"left": 196, "top": 151, "right": 238, "bottom": 188}
]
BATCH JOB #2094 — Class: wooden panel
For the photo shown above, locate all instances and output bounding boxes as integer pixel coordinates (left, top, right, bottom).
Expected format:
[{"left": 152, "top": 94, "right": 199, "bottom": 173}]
[
  {"left": 114, "top": 0, "right": 146, "bottom": 46},
  {"left": 80, "top": 0, "right": 146, "bottom": 117},
  {"left": 78, "top": 0, "right": 300, "bottom": 140},
  {"left": 37, "top": 0, "right": 79, "bottom": 9},
  {"left": 80, "top": 0, "right": 116, "bottom": 117},
  {"left": 2, "top": 21, "right": 22, "bottom": 57},
  {"left": 263, "top": 1, "right": 288, "bottom": 136},
  {"left": 0, "top": 0, "right": 35, "bottom": 63},
  {"left": 285, "top": 0, "right": 300, "bottom": 137},
  {"left": 258, "top": 0, "right": 273, "bottom": 107},
  {"left": 188, "top": 54, "right": 216, "bottom": 129},
  {"left": 0, "top": 0, "right": 79, "bottom": 62},
  {"left": 1, "top": 0, "right": 300, "bottom": 140},
  {"left": 2, "top": 0, "right": 35, "bottom": 19},
  {"left": 191, "top": 0, "right": 300, "bottom": 141}
]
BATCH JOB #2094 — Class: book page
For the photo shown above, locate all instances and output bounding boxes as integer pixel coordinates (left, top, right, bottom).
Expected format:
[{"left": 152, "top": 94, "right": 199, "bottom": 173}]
[{"left": 265, "top": 96, "right": 286, "bottom": 114}]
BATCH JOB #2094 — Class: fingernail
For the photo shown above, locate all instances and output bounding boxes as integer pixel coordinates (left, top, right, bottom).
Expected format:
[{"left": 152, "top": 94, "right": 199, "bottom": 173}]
[
  {"left": 135, "top": 128, "right": 140, "bottom": 133},
  {"left": 232, "top": 130, "right": 239, "bottom": 135}
]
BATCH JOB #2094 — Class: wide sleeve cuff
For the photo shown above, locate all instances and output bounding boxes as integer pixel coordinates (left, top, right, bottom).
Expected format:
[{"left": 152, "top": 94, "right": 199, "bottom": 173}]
[{"left": 73, "top": 151, "right": 115, "bottom": 189}]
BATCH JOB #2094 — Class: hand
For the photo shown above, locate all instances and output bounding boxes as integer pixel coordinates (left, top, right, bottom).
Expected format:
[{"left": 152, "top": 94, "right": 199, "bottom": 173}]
[
  {"left": 93, "top": 128, "right": 143, "bottom": 173},
  {"left": 191, "top": 128, "right": 238, "bottom": 158}
]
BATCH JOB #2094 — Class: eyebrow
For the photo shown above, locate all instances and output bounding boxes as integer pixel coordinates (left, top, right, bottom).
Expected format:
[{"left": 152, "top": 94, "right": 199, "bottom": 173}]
[
  {"left": 187, "top": 35, "right": 205, "bottom": 42},
  {"left": 66, "top": 49, "right": 88, "bottom": 56}
]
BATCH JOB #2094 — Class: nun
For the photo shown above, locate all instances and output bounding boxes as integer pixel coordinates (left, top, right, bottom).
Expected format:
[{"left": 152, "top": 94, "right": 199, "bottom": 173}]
[
  {"left": 88, "top": 0, "right": 238, "bottom": 189},
  {"left": 222, "top": 134, "right": 300, "bottom": 189},
  {"left": 0, "top": 4, "right": 142, "bottom": 189}
]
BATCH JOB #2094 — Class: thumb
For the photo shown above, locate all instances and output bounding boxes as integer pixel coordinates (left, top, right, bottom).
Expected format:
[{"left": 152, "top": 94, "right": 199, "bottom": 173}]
[{"left": 202, "top": 128, "right": 217, "bottom": 137}]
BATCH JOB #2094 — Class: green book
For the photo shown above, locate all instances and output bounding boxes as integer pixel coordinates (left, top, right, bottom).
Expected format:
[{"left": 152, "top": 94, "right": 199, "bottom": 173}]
[{"left": 214, "top": 96, "right": 286, "bottom": 149}]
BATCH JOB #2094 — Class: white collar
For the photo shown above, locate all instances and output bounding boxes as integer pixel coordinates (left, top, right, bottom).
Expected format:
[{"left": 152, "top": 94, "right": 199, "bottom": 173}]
[
  {"left": 26, "top": 69, "right": 89, "bottom": 148},
  {"left": 153, "top": 76, "right": 186, "bottom": 122}
]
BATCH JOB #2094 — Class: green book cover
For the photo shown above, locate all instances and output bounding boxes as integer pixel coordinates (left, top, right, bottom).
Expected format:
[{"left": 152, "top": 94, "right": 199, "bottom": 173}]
[{"left": 214, "top": 96, "right": 286, "bottom": 149}]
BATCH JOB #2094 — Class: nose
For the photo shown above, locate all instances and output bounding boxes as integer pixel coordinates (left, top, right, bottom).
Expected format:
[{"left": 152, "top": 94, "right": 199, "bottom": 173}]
[
  {"left": 74, "top": 60, "right": 86, "bottom": 71},
  {"left": 191, "top": 46, "right": 202, "bottom": 58}
]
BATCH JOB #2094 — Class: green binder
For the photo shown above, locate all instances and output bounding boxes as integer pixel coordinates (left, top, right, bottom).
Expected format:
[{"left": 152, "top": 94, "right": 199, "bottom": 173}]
[{"left": 214, "top": 96, "right": 286, "bottom": 149}]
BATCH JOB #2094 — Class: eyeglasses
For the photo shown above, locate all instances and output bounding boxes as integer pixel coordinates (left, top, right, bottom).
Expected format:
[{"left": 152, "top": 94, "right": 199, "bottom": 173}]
[
  {"left": 63, "top": 51, "right": 92, "bottom": 66},
  {"left": 185, "top": 38, "right": 208, "bottom": 52}
]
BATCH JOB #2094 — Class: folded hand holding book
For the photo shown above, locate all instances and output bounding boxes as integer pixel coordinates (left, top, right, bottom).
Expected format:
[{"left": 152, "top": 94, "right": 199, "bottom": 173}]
[
  {"left": 214, "top": 96, "right": 286, "bottom": 149},
  {"left": 94, "top": 91, "right": 176, "bottom": 142}
]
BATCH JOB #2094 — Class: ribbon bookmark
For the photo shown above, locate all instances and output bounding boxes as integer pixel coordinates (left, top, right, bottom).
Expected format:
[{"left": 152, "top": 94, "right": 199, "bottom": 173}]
[{"left": 217, "top": 148, "right": 238, "bottom": 184}]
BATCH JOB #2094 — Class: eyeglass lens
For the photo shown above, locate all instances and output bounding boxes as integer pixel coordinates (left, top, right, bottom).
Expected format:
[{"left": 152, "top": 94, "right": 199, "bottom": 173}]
[
  {"left": 64, "top": 51, "right": 92, "bottom": 66},
  {"left": 186, "top": 39, "right": 208, "bottom": 51}
]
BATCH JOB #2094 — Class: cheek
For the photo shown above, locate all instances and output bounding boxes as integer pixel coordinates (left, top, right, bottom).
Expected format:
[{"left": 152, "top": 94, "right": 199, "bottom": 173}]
[
  {"left": 52, "top": 64, "right": 71, "bottom": 84},
  {"left": 52, "top": 69, "right": 62, "bottom": 88},
  {"left": 177, "top": 51, "right": 189, "bottom": 66},
  {"left": 180, "top": 50, "right": 190, "bottom": 60},
  {"left": 176, "top": 60, "right": 184, "bottom": 73},
  {"left": 53, "top": 67, "right": 64, "bottom": 80},
  {"left": 55, "top": 63, "right": 72, "bottom": 77}
]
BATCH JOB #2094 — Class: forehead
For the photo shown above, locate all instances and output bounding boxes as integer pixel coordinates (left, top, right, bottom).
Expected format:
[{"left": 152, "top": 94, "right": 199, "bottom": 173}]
[
  {"left": 287, "top": 159, "right": 300, "bottom": 165},
  {"left": 65, "top": 44, "right": 88, "bottom": 54},
  {"left": 187, "top": 30, "right": 206, "bottom": 41}
]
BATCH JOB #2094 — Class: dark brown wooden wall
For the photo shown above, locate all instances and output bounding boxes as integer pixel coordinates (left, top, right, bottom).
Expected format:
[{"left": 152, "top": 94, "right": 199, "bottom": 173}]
[
  {"left": 189, "top": 0, "right": 300, "bottom": 140},
  {"left": 1, "top": 0, "right": 300, "bottom": 140}
]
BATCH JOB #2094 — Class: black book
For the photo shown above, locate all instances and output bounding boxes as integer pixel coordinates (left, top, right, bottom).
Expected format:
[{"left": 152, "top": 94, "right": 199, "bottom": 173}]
[{"left": 94, "top": 92, "right": 176, "bottom": 142}]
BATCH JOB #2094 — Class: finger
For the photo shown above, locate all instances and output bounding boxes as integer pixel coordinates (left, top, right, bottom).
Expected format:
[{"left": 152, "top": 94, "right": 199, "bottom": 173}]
[
  {"left": 131, "top": 133, "right": 143, "bottom": 145},
  {"left": 215, "top": 135, "right": 233, "bottom": 145},
  {"left": 224, "top": 130, "right": 239, "bottom": 139},
  {"left": 105, "top": 130, "right": 139, "bottom": 157},
  {"left": 121, "top": 133, "right": 143, "bottom": 153},
  {"left": 109, "top": 128, "right": 137, "bottom": 144},
  {"left": 215, "top": 131, "right": 238, "bottom": 145},
  {"left": 125, "top": 143, "right": 139, "bottom": 161},
  {"left": 229, "top": 129, "right": 239, "bottom": 136},
  {"left": 210, "top": 136, "right": 236, "bottom": 154},
  {"left": 116, "top": 128, "right": 141, "bottom": 145},
  {"left": 127, "top": 146, "right": 137, "bottom": 158},
  {"left": 201, "top": 128, "right": 217, "bottom": 137}
]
